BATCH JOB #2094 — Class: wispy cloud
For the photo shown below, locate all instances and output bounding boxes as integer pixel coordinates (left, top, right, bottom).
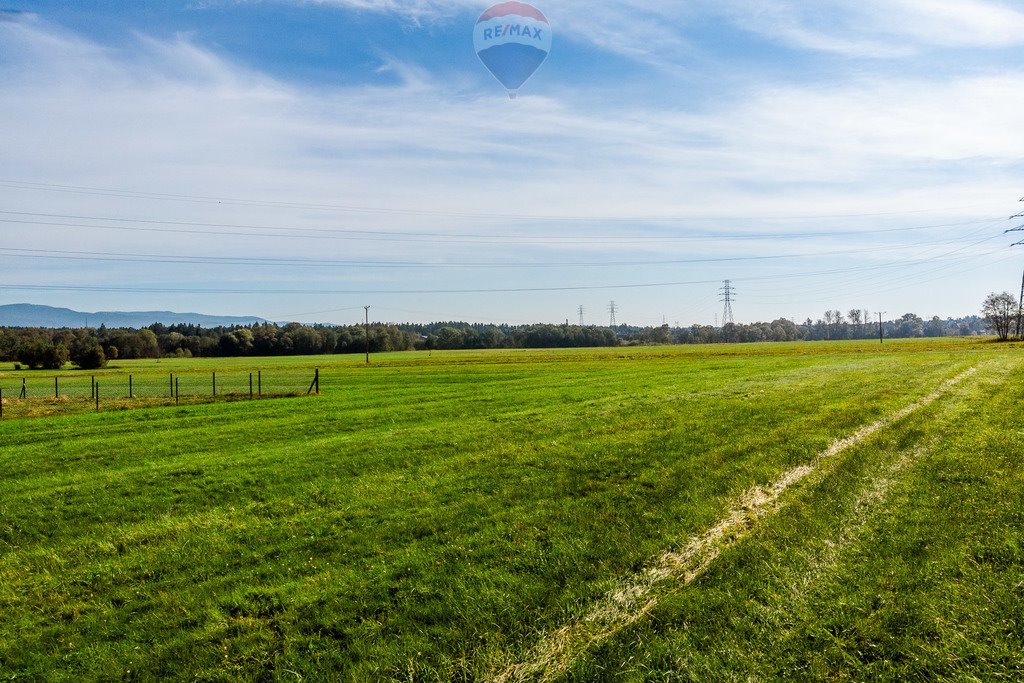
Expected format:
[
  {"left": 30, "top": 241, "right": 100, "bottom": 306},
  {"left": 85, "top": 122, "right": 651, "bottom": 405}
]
[
  {"left": 2, "top": 16, "right": 1020, "bottom": 321},
  {"left": 260, "top": 0, "right": 1024, "bottom": 60},
  {"left": 224, "top": 0, "right": 692, "bottom": 63},
  {"left": 0, "top": 9, "right": 35, "bottom": 23},
  {"left": 2, "top": 18, "right": 1020, "bottom": 223},
  {"left": 723, "top": 0, "right": 1024, "bottom": 56}
]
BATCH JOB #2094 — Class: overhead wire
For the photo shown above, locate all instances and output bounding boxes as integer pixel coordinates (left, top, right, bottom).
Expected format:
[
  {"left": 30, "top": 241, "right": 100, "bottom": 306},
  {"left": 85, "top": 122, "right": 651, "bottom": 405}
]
[
  {"left": 0, "top": 179, "right": 1000, "bottom": 222},
  {"left": 0, "top": 211, "right": 1003, "bottom": 244},
  {"left": 0, "top": 230, "right": 996, "bottom": 270},
  {"left": 739, "top": 220, "right": 1006, "bottom": 302},
  {"left": 2, "top": 180, "right": 1017, "bottom": 320},
  {"left": 1, "top": 248, "right": 1006, "bottom": 295}
]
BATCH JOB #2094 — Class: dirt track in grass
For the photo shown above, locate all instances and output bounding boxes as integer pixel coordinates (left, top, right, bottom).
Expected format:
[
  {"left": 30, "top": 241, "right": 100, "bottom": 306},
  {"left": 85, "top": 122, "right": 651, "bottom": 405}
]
[{"left": 489, "top": 366, "right": 978, "bottom": 683}]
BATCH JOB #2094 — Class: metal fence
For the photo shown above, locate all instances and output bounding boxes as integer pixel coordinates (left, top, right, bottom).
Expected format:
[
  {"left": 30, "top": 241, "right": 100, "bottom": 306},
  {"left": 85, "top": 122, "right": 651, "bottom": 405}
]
[{"left": 0, "top": 369, "right": 318, "bottom": 419}]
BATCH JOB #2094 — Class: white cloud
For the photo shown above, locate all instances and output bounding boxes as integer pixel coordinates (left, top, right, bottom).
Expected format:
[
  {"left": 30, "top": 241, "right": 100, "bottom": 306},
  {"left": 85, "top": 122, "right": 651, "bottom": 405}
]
[
  {"left": 228, "top": 0, "right": 693, "bottom": 62},
  {"left": 2, "top": 17, "right": 1021, "bottom": 322},
  {"left": 2, "top": 18, "right": 1021, "bottom": 225},
  {"left": 266, "top": 0, "right": 1024, "bottom": 60},
  {"left": 724, "top": 0, "right": 1024, "bottom": 56}
]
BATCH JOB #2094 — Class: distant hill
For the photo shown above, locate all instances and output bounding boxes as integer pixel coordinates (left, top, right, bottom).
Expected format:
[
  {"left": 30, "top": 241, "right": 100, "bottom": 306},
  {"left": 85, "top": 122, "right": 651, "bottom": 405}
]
[{"left": 0, "top": 304, "right": 267, "bottom": 329}]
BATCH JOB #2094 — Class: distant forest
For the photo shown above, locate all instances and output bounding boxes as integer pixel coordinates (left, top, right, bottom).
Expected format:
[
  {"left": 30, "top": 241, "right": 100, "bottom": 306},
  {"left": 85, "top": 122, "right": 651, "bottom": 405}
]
[{"left": 0, "top": 310, "right": 991, "bottom": 370}]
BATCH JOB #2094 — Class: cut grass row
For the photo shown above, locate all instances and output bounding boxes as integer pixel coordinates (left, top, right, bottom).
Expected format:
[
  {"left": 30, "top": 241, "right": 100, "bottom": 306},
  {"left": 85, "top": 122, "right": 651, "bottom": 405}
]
[
  {"left": 566, "top": 355, "right": 1024, "bottom": 681},
  {"left": 0, "top": 338, "right": 1009, "bottom": 419},
  {"left": 0, "top": 339, "right": 1017, "bottom": 679}
]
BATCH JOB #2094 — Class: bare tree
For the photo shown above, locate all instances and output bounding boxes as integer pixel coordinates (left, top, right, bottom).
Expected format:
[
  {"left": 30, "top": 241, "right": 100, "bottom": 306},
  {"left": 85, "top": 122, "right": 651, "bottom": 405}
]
[
  {"left": 831, "top": 310, "right": 845, "bottom": 339},
  {"left": 982, "top": 292, "right": 1017, "bottom": 341},
  {"left": 822, "top": 310, "right": 835, "bottom": 340},
  {"left": 847, "top": 309, "right": 862, "bottom": 339}
]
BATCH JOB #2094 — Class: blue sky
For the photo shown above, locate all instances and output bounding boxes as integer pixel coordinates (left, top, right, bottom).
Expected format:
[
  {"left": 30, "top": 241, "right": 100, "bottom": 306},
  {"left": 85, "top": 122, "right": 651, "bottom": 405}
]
[{"left": 1, "top": 1, "right": 1023, "bottom": 326}]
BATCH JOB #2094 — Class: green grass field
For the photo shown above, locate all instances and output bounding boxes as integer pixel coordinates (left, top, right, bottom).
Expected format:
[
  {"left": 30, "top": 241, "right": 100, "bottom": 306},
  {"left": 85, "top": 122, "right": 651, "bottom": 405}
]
[{"left": 1, "top": 339, "right": 1021, "bottom": 680}]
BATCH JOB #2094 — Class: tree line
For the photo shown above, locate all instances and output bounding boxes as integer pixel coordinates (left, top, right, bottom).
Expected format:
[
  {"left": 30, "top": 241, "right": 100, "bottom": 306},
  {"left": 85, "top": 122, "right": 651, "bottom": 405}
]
[{"left": 0, "top": 310, "right": 994, "bottom": 370}]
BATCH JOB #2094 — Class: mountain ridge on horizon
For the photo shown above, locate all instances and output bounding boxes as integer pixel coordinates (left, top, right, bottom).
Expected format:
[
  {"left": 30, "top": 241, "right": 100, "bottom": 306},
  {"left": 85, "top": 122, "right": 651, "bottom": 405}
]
[{"left": 0, "top": 303, "right": 268, "bottom": 329}]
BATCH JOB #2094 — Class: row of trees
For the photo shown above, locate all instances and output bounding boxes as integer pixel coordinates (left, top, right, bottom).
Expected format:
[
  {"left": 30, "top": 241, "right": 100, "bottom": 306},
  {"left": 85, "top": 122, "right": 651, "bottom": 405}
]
[
  {"left": 800, "top": 311, "right": 983, "bottom": 341},
  {"left": 0, "top": 307, "right": 1002, "bottom": 369},
  {"left": 0, "top": 327, "right": 125, "bottom": 370}
]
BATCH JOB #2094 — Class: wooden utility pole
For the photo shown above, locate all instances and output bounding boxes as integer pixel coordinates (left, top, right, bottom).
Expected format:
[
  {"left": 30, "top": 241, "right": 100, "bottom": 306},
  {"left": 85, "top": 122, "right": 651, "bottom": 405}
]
[
  {"left": 364, "top": 306, "right": 371, "bottom": 365},
  {"left": 878, "top": 312, "right": 887, "bottom": 344}
]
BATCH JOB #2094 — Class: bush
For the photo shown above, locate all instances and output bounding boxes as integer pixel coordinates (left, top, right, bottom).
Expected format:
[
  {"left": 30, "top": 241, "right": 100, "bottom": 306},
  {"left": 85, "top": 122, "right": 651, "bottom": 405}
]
[
  {"left": 72, "top": 344, "right": 107, "bottom": 370},
  {"left": 15, "top": 339, "right": 68, "bottom": 370}
]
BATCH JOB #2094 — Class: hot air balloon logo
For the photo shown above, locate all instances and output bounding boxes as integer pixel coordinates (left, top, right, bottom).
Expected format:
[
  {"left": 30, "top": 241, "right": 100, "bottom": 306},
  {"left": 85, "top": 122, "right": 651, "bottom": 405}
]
[{"left": 474, "top": 2, "right": 551, "bottom": 99}]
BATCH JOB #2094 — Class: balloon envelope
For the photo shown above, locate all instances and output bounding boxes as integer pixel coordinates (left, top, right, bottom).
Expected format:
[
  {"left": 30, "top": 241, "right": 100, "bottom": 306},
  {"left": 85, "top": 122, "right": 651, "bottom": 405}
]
[{"left": 474, "top": 2, "right": 551, "bottom": 97}]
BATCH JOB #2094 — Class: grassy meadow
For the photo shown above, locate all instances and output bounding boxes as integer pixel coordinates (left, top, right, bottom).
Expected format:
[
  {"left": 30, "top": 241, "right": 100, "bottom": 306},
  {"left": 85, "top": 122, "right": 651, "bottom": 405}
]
[{"left": 0, "top": 339, "right": 1021, "bottom": 680}]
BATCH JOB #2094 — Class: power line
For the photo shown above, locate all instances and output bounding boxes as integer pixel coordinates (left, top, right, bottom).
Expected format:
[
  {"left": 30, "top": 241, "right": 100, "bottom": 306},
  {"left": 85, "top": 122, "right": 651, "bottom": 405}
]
[
  {"left": 0, "top": 227, "right": 1010, "bottom": 299},
  {"left": 0, "top": 247, "right": 1005, "bottom": 296},
  {"left": 0, "top": 179, "right": 999, "bottom": 222},
  {"left": 0, "top": 211, "right": 1001, "bottom": 245},
  {"left": 0, "top": 236, "right": 994, "bottom": 270},
  {"left": 737, "top": 229, "right": 1006, "bottom": 303}
]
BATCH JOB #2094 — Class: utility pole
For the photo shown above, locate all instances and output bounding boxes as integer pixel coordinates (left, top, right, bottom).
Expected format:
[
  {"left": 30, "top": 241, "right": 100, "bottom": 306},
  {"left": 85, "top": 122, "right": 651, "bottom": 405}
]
[
  {"left": 1016, "top": 267, "right": 1024, "bottom": 340},
  {"left": 1007, "top": 197, "right": 1024, "bottom": 338},
  {"left": 608, "top": 301, "right": 617, "bottom": 327},
  {"left": 363, "top": 305, "right": 371, "bottom": 365},
  {"left": 719, "top": 280, "right": 735, "bottom": 325},
  {"left": 578, "top": 305, "right": 585, "bottom": 326},
  {"left": 877, "top": 311, "right": 887, "bottom": 345}
]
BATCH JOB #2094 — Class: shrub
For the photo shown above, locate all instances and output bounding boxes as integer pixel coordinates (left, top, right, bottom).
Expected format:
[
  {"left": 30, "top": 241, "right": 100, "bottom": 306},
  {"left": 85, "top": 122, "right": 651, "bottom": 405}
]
[
  {"left": 15, "top": 339, "right": 68, "bottom": 370},
  {"left": 72, "top": 344, "right": 107, "bottom": 370}
]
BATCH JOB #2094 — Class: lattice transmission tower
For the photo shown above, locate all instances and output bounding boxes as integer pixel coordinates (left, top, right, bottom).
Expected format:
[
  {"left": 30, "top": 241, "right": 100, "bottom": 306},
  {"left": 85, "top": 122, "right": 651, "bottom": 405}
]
[
  {"left": 608, "top": 301, "right": 618, "bottom": 327},
  {"left": 1007, "top": 196, "right": 1024, "bottom": 336},
  {"left": 719, "top": 280, "right": 736, "bottom": 325}
]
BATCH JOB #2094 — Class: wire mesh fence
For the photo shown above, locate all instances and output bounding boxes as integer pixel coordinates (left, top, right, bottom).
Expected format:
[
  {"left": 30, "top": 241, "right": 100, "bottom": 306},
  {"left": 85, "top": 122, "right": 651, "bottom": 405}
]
[{"left": 0, "top": 368, "right": 319, "bottom": 420}]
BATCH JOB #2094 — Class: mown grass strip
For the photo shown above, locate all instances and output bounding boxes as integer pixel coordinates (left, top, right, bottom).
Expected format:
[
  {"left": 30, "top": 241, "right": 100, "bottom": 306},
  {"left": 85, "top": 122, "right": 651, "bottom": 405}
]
[
  {"left": 490, "top": 367, "right": 978, "bottom": 682},
  {"left": 0, "top": 343, "right": 998, "bottom": 678},
  {"left": 569, "top": 355, "right": 1024, "bottom": 681}
]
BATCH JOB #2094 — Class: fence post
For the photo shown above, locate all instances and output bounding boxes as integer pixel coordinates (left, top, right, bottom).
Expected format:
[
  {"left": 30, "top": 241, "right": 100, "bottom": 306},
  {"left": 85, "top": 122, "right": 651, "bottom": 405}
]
[
  {"left": 129, "top": 374, "right": 133, "bottom": 399},
  {"left": 249, "top": 373, "right": 253, "bottom": 399},
  {"left": 316, "top": 368, "right": 319, "bottom": 394},
  {"left": 20, "top": 378, "right": 26, "bottom": 399},
  {"left": 213, "top": 371, "right": 216, "bottom": 397},
  {"left": 55, "top": 376, "right": 59, "bottom": 399}
]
